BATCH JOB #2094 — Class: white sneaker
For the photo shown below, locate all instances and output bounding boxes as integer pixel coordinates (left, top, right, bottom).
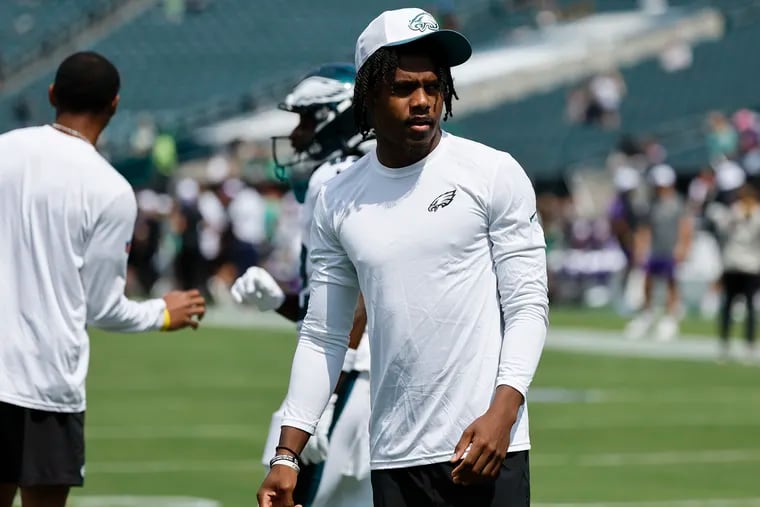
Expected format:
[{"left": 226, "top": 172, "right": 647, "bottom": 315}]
[
  {"left": 655, "top": 315, "right": 679, "bottom": 342},
  {"left": 625, "top": 311, "right": 656, "bottom": 340},
  {"left": 717, "top": 342, "right": 731, "bottom": 365},
  {"left": 739, "top": 344, "right": 760, "bottom": 366}
]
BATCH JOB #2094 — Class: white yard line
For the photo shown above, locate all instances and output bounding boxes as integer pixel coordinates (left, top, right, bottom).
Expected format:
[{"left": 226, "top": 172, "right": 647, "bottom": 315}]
[
  {"left": 534, "top": 449, "right": 760, "bottom": 467},
  {"left": 545, "top": 328, "right": 754, "bottom": 364}
]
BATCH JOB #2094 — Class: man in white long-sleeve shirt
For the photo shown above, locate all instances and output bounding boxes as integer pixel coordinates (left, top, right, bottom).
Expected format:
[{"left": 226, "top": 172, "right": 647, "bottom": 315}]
[
  {"left": 257, "top": 8, "right": 548, "bottom": 507},
  {"left": 0, "top": 52, "right": 206, "bottom": 507}
]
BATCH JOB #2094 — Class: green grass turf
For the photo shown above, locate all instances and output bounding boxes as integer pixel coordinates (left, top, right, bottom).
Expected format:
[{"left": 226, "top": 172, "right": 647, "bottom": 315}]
[{"left": 68, "top": 322, "right": 760, "bottom": 506}]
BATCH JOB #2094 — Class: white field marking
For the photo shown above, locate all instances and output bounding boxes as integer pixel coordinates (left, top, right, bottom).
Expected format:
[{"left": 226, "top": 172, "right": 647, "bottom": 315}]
[
  {"left": 530, "top": 387, "right": 760, "bottom": 405},
  {"left": 545, "top": 329, "right": 758, "bottom": 364},
  {"left": 538, "top": 414, "right": 760, "bottom": 430},
  {"left": 87, "top": 424, "right": 257, "bottom": 440},
  {"left": 584, "top": 387, "right": 760, "bottom": 404},
  {"left": 533, "top": 449, "right": 760, "bottom": 467},
  {"left": 83, "top": 449, "right": 760, "bottom": 474},
  {"left": 534, "top": 499, "right": 760, "bottom": 507},
  {"left": 15, "top": 497, "right": 220, "bottom": 507}
]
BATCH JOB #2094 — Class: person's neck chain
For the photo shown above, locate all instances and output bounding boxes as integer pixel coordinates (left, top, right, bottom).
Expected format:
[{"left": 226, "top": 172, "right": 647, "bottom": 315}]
[{"left": 51, "top": 123, "right": 91, "bottom": 145}]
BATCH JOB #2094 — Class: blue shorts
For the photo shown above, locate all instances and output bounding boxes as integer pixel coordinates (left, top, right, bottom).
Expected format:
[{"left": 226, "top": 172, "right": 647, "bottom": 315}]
[{"left": 646, "top": 256, "right": 676, "bottom": 281}]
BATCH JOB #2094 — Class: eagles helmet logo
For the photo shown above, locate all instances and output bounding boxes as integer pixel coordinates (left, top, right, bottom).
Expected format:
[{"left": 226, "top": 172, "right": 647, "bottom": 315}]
[
  {"left": 428, "top": 189, "right": 456, "bottom": 212},
  {"left": 409, "top": 12, "right": 439, "bottom": 33}
]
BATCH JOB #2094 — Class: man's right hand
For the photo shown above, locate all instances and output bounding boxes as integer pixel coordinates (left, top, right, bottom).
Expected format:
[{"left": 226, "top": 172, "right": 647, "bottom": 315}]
[
  {"left": 230, "top": 267, "right": 286, "bottom": 312},
  {"left": 162, "top": 289, "right": 206, "bottom": 330},
  {"left": 257, "top": 465, "right": 301, "bottom": 507}
]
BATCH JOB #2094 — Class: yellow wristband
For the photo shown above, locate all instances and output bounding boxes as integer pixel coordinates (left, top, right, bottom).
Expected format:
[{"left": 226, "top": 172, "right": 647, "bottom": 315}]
[{"left": 161, "top": 308, "right": 171, "bottom": 331}]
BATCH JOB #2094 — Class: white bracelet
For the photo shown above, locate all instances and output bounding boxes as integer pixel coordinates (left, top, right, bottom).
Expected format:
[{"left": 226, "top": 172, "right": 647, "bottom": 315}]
[
  {"left": 341, "top": 348, "right": 358, "bottom": 373},
  {"left": 271, "top": 458, "right": 300, "bottom": 473}
]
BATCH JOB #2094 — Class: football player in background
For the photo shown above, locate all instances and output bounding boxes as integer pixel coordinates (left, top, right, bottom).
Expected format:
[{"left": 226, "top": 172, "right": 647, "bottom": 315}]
[
  {"left": 626, "top": 164, "right": 693, "bottom": 341},
  {"left": 0, "top": 51, "right": 206, "bottom": 507},
  {"left": 231, "top": 63, "right": 373, "bottom": 507}
]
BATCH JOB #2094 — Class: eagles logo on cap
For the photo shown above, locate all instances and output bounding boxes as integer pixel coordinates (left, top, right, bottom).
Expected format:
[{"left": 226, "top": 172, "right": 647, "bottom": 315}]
[
  {"left": 408, "top": 12, "right": 439, "bottom": 33},
  {"left": 354, "top": 8, "right": 472, "bottom": 72}
]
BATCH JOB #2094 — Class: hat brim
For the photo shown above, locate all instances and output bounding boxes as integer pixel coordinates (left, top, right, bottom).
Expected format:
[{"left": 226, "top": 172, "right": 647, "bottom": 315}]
[{"left": 384, "top": 29, "right": 472, "bottom": 68}]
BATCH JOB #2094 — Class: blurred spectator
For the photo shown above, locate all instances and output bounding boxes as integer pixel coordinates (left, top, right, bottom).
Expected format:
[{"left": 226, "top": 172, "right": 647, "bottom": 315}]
[
  {"left": 609, "top": 166, "right": 642, "bottom": 314},
  {"left": 707, "top": 184, "right": 760, "bottom": 363},
  {"left": 151, "top": 129, "right": 178, "bottom": 191},
  {"left": 706, "top": 112, "right": 738, "bottom": 163},
  {"left": 714, "top": 158, "right": 746, "bottom": 205},
  {"left": 687, "top": 167, "right": 717, "bottom": 217},
  {"left": 227, "top": 180, "right": 267, "bottom": 275},
  {"left": 567, "top": 71, "right": 626, "bottom": 130},
  {"left": 626, "top": 164, "right": 693, "bottom": 341},
  {"left": 641, "top": 136, "right": 667, "bottom": 166},
  {"left": 732, "top": 109, "right": 760, "bottom": 177},
  {"left": 586, "top": 71, "right": 626, "bottom": 130},
  {"left": 172, "top": 178, "right": 209, "bottom": 295}
]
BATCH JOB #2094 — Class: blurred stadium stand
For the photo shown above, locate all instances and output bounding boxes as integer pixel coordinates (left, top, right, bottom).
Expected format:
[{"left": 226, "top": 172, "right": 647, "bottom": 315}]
[
  {"left": 0, "top": 0, "right": 752, "bottom": 167},
  {"left": 0, "top": 0, "right": 111, "bottom": 65}
]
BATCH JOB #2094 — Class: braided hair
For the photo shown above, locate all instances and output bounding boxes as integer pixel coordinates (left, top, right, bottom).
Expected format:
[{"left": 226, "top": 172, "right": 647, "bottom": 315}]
[{"left": 353, "top": 43, "right": 458, "bottom": 139}]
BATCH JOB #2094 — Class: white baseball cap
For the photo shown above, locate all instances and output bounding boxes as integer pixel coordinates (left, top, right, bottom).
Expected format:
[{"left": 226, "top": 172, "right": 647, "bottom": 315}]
[
  {"left": 613, "top": 166, "right": 640, "bottom": 192},
  {"left": 649, "top": 163, "right": 676, "bottom": 187},
  {"left": 355, "top": 8, "right": 472, "bottom": 72},
  {"left": 714, "top": 158, "right": 746, "bottom": 191}
]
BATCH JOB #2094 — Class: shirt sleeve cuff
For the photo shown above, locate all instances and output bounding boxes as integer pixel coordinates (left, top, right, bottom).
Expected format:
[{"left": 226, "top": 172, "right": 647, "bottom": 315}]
[
  {"left": 151, "top": 298, "right": 167, "bottom": 330},
  {"left": 495, "top": 379, "right": 528, "bottom": 399},
  {"left": 280, "top": 418, "right": 317, "bottom": 436}
]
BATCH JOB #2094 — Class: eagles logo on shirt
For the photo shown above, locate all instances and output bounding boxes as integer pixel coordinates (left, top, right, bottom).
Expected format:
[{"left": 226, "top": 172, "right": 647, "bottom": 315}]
[
  {"left": 428, "top": 189, "right": 456, "bottom": 212},
  {"left": 408, "top": 12, "right": 439, "bottom": 33}
]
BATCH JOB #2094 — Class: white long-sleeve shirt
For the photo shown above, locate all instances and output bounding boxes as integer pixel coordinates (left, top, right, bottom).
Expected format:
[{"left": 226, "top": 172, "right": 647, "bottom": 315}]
[
  {"left": 0, "top": 126, "right": 166, "bottom": 413},
  {"left": 282, "top": 132, "right": 548, "bottom": 469},
  {"left": 300, "top": 156, "right": 371, "bottom": 372}
]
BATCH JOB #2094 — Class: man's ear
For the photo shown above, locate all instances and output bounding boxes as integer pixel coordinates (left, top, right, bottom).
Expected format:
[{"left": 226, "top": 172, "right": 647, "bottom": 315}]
[
  {"left": 110, "top": 95, "right": 120, "bottom": 115},
  {"left": 48, "top": 84, "right": 57, "bottom": 108}
]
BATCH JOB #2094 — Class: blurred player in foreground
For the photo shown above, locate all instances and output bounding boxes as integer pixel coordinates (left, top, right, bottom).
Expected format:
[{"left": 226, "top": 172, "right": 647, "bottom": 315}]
[
  {"left": 257, "top": 7, "right": 548, "bottom": 507},
  {"left": 0, "top": 52, "right": 206, "bottom": 507},
  {"left": 231, "top": 63, "right": 373, "bottom": 507}
]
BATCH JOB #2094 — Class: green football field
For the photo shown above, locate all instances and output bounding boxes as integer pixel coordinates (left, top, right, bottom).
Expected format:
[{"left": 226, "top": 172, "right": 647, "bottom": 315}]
[{"left": 64, "top": 307, "right": 760, "bottom": 507}]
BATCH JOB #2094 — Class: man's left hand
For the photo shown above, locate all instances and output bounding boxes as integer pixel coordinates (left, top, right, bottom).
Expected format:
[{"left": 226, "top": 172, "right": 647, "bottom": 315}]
[
  {"left": 450, "top": 385, "right": 522, "bottom": 485},
  {"left": 450, "top": 411, "right": 511, "bottom": 485}
]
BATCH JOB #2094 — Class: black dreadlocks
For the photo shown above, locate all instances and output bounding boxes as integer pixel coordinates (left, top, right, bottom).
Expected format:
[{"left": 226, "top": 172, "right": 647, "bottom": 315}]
[{"left": 353, "top": 43, "right": 458, "bottom": 139}]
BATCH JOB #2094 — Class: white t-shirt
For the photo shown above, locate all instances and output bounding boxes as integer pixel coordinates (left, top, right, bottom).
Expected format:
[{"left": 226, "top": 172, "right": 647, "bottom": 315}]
[
  {"left": 300, "top": 156, "right": 371, "bottom": 372},
  {"left": 0, "top": 126, "right": 166, "bottom": 413},
  {"left": 281, "top": 132, "right": 548, "bottom": 469}
]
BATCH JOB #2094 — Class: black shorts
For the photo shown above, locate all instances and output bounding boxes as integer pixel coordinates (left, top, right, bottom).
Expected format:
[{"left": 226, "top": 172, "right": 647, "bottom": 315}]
[
  {"left": 0, "top": 400, "right": 85, "bottom": 487},
  {"left": 371, "top": 450, "right": 530, "bottom": 507}
]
